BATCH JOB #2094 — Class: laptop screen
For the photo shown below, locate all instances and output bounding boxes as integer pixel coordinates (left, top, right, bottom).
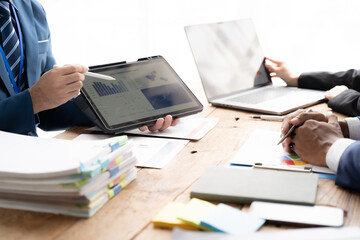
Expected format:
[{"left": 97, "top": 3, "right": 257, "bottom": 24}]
[{"left": 185, "top": 19, "right": 269, "bottom": 100}]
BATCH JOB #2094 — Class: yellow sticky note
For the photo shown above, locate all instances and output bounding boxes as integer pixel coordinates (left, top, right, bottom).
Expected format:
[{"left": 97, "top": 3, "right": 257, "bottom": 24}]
[
  {"left": 152, "top": 202, "right": 198, "bottom": 230},
  {"left": 177, "top": 198, "right": 216, "bottom": 231}
]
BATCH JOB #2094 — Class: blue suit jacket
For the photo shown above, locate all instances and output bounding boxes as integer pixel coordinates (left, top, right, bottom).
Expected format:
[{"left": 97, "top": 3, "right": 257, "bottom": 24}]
[
  {"left": 336, "top": 120, "right": 360, "bottom": 192},
  {"left": 337, "top": 142, "right": 360, "bottom": 191},
  {"left": 0, "top": 0, "right": 91, "bottom": 135}
]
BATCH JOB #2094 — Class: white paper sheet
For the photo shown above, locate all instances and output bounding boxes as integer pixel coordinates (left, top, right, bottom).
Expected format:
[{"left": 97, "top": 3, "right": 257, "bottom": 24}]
[
  {"left": 172, "top": 227, "right": 360, "bottom": 240},
  {"left": 122, "top": 117, "right": 218, "bottom": 140},
  {"left": 75, "top": 134, "right": 189, "bottom": 168},
  {"left": 0, "top": 131, "right": 116, "bottom": 177}
]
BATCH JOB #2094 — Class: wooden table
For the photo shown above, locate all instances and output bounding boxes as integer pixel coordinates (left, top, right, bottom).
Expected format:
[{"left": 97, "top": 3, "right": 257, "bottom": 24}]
[{"left": 1, "top": 103, "right": 359, "bottom": 240}]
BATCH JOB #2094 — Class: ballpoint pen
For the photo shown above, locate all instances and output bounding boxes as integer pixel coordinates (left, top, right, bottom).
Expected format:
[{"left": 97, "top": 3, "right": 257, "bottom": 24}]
[
  {"left": 277, "top": 109, "right": 312, "bottom": 145},
  {"left": 277, "top": 124, "right": 296, "bottom": 145},
  {"left": 249, "top": 115, "right": 284, "bottom": 122}
]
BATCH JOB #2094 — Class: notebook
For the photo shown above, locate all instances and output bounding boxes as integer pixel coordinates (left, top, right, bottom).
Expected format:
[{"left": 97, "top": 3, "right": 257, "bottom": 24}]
[
  {"left": 185, "top": 19, "right": 325, "bottom": 115},
  {"left": 190, "top": 166, "right": 319, "bottom": 205}
]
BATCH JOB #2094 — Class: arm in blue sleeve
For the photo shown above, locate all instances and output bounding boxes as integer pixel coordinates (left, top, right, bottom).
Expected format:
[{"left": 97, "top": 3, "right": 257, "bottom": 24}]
[
  {"left": 0, "top": 90, "right": 36, "bottom": 134},
  {"left": 38, "top": 99, "right": 93, "bottom": 131},
  {"left": 335, "top": 141, "right": 360, "bottom": 192}
]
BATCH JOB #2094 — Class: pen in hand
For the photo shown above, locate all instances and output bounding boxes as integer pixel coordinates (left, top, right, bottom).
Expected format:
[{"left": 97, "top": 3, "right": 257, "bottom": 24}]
[
  {"left": 277, "top": 124, "right": 296, "bottom": 145},
  {"left": 53, "top": 65, "right": 116, "bottom": 81},
  {"left": 277, "top": 109, "right": 313, "bottom": 145},
  {"left": 84, "top": 72, "right": 116, "bottom": 81}
]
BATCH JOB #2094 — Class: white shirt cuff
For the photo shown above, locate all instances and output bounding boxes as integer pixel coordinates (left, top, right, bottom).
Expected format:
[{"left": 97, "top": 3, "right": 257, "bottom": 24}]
[
  {"left": 345, "top": 117, "right": 360, "bottom": 140},
  {"left": 326, "top": 138, "right": 355, "bottom": 172}
]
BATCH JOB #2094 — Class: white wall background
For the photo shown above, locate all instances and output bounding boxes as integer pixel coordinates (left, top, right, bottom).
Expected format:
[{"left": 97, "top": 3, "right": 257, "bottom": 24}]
[
  {"left": 38, "top": 0, "right": 360, "bottom": 76},
  {"left": 37, "top": 0, "right": 360, "bottom": 136}
]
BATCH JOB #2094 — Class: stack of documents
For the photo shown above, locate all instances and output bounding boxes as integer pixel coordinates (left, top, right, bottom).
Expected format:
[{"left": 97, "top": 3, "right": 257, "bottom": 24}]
[{"left": 0, "top": 131, "right": 137, "bottom": 217}]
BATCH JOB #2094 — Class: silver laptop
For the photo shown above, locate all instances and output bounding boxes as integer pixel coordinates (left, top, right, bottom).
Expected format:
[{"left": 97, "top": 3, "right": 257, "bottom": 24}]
[{"left": 185, "top": 19, "right": 325, "bottom": 115}]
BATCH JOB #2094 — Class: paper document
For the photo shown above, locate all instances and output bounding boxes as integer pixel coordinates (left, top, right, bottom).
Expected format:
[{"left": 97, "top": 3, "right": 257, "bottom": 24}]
[
  {"left": 249, "top": 201, "right": 344, "bottom": 227},
  {"left": 172, "top": 227, "right": 360, "bottom": 240},
  {"left": 200, "top": 203, "right": 265, "bottom": 235},
  {"left": 0, "top": 131, "right": 122, "bottom": 178},
  {"left": 230, "top": 129, "right": 335, "bottom": 174},
  {"left": 75, "top": 134, "right": 188, "bottom": 168},
  {"left": 123, "top": 117, "right": 219, "bottom": 140}
]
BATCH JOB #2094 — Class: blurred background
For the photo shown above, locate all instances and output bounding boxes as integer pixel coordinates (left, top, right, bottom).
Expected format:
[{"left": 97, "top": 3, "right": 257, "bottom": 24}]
[{"left": 37, "top": 0, "right": 360, "bottom": 136}]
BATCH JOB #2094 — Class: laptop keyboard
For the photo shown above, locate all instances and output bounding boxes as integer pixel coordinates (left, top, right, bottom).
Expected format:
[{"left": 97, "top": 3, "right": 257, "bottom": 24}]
[{"left": 229, "top": 87, "right": 296, "bottom": 104}]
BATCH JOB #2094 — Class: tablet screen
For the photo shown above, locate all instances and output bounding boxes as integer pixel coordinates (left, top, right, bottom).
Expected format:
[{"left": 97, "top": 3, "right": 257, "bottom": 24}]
[{"left": 81, "top": 57, "right": 202, "bottom": 130}]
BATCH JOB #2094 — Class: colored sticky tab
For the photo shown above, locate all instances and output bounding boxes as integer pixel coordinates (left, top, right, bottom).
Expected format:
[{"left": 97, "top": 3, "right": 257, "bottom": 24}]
[
  {"left": 200, "top": 203, "right": 265, "bottom": 235},
  {"left": 110, "top": 142, "right": 120, "bottom": 152},
  {"left": 177, "top": 198, "right": 216, "bottom": 231},
  {"left": 111, "top": 184, "right": 122, "bottom": 196},
  {"left": 152, "top": 202, "right": 199, "bottom": 230},
  {"left": 109, "top": 135, "right": 128, "bottom": 152},
  {"left": 109, "top": 165, "right": 119, "bottom": 177},
  {"left": 106, "top": 188, "right": 115, "bottom": 199}
]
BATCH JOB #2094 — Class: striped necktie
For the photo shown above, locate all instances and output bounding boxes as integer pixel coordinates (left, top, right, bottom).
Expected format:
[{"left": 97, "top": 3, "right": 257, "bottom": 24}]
[{"left": 0, "top": 1, "right": 22, "bottom": 89}]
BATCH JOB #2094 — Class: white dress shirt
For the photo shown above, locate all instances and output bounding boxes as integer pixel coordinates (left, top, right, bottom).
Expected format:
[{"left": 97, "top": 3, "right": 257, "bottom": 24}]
[{"left": 326, "top": 117, "right": 360, "bottom": 171}]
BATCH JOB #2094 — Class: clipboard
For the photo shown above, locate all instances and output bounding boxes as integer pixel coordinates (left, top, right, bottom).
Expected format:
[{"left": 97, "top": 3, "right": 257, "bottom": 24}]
[
  {"left": 190, "top": 166, "right": 319, "bottom": 206},
  {"left": 230, "top": 129, "right": 335, "bottom": 175}
]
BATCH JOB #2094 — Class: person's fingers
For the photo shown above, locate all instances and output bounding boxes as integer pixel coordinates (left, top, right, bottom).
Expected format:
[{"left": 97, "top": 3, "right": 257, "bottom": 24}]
[
  {"left": 139, "top": 126, "right": 148, "bottom": 131},
  {"left": 266, "top": 64, "right": 280, "bottom": 73},
  {"left": 171, "top": 118, "right": 181, "bottom": 126},
  {"left": 147, "top": 118, "right": 165, "bottom": 132},
  {"left": 265, "top": 57, "right": 282, "bottom": 65},
  {"left": 289, "top": 142, "right": 297, "bottom": 154},
  {"left": 281, "top": 109, "right": 305, "bottom": 135},
  {"left": 64, "top": 80, "right": 83, "bottom": 94},
  {"left": 290, "top": 112, "right": 327, "bottom": 126},
  {"left": 61, "top": 72, "right": 86, "bottom": 85},
  {"left": 327, "top": 114, "right": 339, "bottom": 127},
  {"left": 282, "top": 137, "right": 293, "bottom": 153},
  {"left": 159, "top": 115, "right": 172, "bottom": 131},
  {"left": 324, "top": 91, "right": 331, "bottom": 100},
  {"left": 56, "top": 65, "right": 88, "bottom": 75},
  {"left": 281, "top": 120, "right": 292, "bottom": 136},
  {"left": 139, "top": 116, "right": 179, "bottom": 132}
]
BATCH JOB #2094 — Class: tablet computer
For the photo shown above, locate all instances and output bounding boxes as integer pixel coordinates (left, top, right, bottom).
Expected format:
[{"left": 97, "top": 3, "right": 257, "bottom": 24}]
[{"left": 74, "top": 56, "right": 203, "bottom": 134}]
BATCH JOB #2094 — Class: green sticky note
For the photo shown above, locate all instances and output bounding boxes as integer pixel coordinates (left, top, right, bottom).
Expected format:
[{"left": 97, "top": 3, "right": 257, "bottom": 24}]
[{"left": 177, "top": 198, "right": 216, "bottom": 231}]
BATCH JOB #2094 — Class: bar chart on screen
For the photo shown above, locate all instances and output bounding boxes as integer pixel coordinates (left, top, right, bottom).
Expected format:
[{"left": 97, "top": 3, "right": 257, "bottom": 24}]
[{"left": 92, "top": 81, "right": 129, "bottom": 97}]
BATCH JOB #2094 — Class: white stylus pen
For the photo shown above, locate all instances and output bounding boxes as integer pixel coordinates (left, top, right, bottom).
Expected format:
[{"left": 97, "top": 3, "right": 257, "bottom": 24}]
[
  {"left": 53, "top": 65, "right": 116, "bottom": 81},
  {"left": 249, "top": 115, "right": 284, "bottom": 121},
  {"left": 85, "top": 72, "right": 116, "bottom": 81}
]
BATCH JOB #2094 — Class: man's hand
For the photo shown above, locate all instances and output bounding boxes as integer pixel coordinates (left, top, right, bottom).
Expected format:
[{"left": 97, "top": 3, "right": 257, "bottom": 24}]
[
  {"left": 281, "top": 109, "right": 328, "bottom": 153},
  {"left": 139, "top": 115, "right": 180, "bottom": 132},
  {"left": 29, "top": 65, "right": 88, "bottom": 114},
  {"left": 325, "top": 85, "right": 348, "bottom": 100},
  {"left": 291, "top": 114, "right": 344, "bottom": 166},
  {"left": 265, "top": 57, "right": 299, "bottom": 87}
]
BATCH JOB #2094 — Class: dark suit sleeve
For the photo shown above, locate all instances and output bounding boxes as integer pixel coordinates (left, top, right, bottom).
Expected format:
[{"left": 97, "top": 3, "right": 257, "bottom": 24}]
[
  {"left": 327, "top": 89, "right": 360, "bottom": 117},
  {"left": 335, "top": 141, "right": 360, "bottom": 192},
  {"left": 298, "top": 69, "right": 360, "bottom": 116},
  {"left": 37, "top": 99, "right": 92, "bottom": 131},
  {"left": 0, "top": 90, "right": 36, "bottom": 134},
  {"left": 298, "top": 69, "right": 360, "bottom": 91}
]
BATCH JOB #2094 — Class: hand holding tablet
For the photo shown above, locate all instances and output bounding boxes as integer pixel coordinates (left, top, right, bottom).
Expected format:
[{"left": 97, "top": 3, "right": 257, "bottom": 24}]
[{"left": 74, "top": 56, "right": 202, "bottom": 134}]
